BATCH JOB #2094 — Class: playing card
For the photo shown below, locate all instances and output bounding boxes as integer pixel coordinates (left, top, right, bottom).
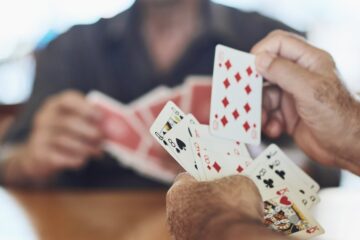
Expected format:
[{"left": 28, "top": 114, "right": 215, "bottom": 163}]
[
  {"left": 263, "top": 145, "right": 320, "bottom": 207},
  {"left": 245, "top": 144, "right": 319, "bottom": 209},
  {"left": 210, "top": 44, "right": 263, "bottom": 145},
  {"left": 105, "top": 141, "right": 176, "bottom": 183},
  {"left": 129, "top": 86, "right": 171, "bottom": 127},
  {"left": 182, "top": 76, "right": 212, "bottom": 124},
  {"left": 150, "top": 101, "right": 194, "bottom": 176},
  {"left": 87, "top": 91, "right": 177, "bottom": 183},
  {"left": 263, "top": 187, "right": 324, "bottom": 239},
  {"left": 163, "top": 114, "right": 204, "bottom": 180},
  {"left": 146, "top": 86, "right": 186, "bottom": 122},
  {"left": 187, "top": 124, "right": 251, "bottom": 180},
  {"left": 87, "top": 91, "right": 146, "bottom": 154}
]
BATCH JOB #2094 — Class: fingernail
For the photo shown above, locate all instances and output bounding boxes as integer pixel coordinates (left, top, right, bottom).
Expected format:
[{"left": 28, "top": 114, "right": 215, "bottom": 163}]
[{"left": 256, "top": 53, "right": 275, "bottom": 71}]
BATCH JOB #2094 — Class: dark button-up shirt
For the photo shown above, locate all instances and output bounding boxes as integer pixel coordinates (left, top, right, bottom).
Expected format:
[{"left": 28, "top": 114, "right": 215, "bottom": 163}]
[{"left": 3, "top": 1, "right": 300, "bottom": 188}]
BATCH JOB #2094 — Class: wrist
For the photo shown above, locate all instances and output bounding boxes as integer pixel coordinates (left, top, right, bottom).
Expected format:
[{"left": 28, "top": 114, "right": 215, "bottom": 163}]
[
  {"left": 198, "top": 211, "right": 261, "bottom": 240},
  {"left": 335, "top": 100, "right": 360, "bottom": 174},
  {"left": 1, "top": 144, "right": 48, "bottom": 186}
]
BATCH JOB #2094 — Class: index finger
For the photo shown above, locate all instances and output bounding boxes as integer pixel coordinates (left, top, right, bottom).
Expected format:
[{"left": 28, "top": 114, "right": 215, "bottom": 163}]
[
  {"left": 56, "top": 90, "right": 102, "bottom": 121},
  {"left": 251, "top": 30, "right": 324, "bottom": 69}
]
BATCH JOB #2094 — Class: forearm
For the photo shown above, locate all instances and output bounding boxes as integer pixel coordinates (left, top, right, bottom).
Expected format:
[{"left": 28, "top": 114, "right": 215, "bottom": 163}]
[
  {"left": 0, "top": 145, "right": 50, "bottom": 187},
  {"left": 337, "top": 100, "right": 360, "bottom": 175}
]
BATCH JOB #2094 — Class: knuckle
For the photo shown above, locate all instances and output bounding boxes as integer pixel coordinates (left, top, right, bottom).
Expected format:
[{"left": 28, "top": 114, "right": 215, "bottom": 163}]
[
  {"left": 268, "top": 29, "right": 288, "bottom": 38},
  {"left": 318, "top": 50, "right": 335, "bottom": 66},
  {"left": 58, "top": 90, "right": 83, "bottom": 105},
  {"left": 62, "top": 90, "right": 81, "bottom": 99}
]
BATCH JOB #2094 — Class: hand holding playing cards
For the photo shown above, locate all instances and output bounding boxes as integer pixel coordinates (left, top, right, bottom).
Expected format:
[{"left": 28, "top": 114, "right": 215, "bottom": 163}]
[
  {"left": 167, "top": 173, "right": 289, "bottom": 240},
  {"left": 252, "top": 30, "right": 360, "bottom": 175},
  {"left": 5, "top": 90, "right": 104, "bottom": 184}
]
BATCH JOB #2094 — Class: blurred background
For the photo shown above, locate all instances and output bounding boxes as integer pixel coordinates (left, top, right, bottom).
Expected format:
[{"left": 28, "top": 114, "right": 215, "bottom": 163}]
[
  {"left": 0, "top": 1, "right": 359, "bottom": 239},
  {"left": 1, "top": 0, "right": 359, "bottom": 185}
]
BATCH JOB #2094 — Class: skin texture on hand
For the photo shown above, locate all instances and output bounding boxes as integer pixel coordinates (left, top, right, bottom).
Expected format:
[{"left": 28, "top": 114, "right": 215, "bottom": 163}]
[
  {"left": 252, "top": 30, "right": 360, "bottom": 175},
  {"left": 166, "top": 173, "right": 289, "bottom": 240},
  {"left": 2, "top": 90, "right": 104, "bottom": 186}
]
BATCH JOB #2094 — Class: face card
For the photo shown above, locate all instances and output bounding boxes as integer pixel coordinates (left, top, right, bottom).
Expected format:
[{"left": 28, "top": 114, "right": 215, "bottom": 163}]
[
  {"left": 263, "top": 188, "right": 324, "bottom": 239},
  {"left": 245, "top": 144, "right": 319, "bottom": 209},
  {"left": 87, "top": 91, "right": 145, "bottom": 153},
  {"left": 182, "top": 76, "right": 212, "bottom": 124},
  {"left": 164, "top": 114, "right": 204, "bottom": 180},
  {"left": 210, "top": 44, "right": 263, "bottom": 145},
  {"left": 150, "top": 101, "right": 196, "bottom": 177}
]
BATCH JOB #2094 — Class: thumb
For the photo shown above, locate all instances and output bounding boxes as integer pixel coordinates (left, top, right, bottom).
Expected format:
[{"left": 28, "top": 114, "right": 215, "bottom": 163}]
[
  {"left": 173, "top": 172, "right": 196, "bottom": 186},
  {"left": 255, "top": 52, "right": 317, "bottom": 98}
]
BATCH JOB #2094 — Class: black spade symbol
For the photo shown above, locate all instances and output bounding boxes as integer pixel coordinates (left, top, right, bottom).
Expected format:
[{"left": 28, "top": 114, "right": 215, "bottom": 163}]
[
  {"left": 176, "top": 138, "right": 186, "bottom": 151},
  {"left": 299, "top": 189, "right": 305, "bottom": 195},
  {"left": 163, "top": 140, "right": 168, "bottom": 146},
  {"left": 266, "top": 155, "right": 271, "bottom": 159}
]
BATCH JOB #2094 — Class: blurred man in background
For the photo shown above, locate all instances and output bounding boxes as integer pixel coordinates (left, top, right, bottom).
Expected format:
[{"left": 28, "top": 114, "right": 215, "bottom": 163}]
[
  {"left": 0, "top": 0, "right": 298, "bottom": 188},
  {"left": 167, "top": 30, "right": 360, "bottom": 240}
]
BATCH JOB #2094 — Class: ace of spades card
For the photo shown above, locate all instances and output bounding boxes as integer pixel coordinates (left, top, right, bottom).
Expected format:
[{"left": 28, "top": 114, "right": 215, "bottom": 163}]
[{"left": 210, "top": 44, "right": 263, "bottom": 145}]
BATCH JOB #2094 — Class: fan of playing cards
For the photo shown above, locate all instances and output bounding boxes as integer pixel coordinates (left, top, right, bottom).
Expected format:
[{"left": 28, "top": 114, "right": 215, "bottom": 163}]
[{"left": 149, "top": 45, "right": 325, "bottom": 239}]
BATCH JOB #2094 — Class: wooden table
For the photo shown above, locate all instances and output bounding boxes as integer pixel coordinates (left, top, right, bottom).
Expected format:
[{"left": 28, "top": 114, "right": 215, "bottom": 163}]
[{"left": 10, "top": 190, "right": 170, "bottom": 240}]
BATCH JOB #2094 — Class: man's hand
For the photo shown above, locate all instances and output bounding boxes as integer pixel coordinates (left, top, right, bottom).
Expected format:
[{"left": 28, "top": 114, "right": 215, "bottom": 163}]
[
  {"left": 4, "top": 90, "right": 104, "bottom": 184},
  {"left": 167, "top": 173, "right": 290, "bottom": 240},
  {"left": 252, "top": 30, "right": 360, "bottom": 175}
]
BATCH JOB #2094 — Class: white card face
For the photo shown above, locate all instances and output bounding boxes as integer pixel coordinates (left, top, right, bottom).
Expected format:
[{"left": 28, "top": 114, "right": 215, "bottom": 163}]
[
  {"left": 197, "top": 124, "right": 252, "bottom": 172},
  {"left": 263, "top": 188, "right": 324, "bottom": 239},
  {"left": 188, "top": 124, "right": 251, "bottom": 180},
  {"left": 149, "top": 101, "right": 188, "bottom": 174},
  {"left": 164, "top": 114, "right": 204, "bottom": 180},
  {"left": 262, "top": 144, "right": 319, "bottom": 208},
  {"left": 188, "top": 124, "right": 223, "bottom": 180},
  {"left": 245, "top": 144, "right": 319, "bottom": 209},
  {"left": 210, "top": 44, "right": 263, "bottom": 145}
]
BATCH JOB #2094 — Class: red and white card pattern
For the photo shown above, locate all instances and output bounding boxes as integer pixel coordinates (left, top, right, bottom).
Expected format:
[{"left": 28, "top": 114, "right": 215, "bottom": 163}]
[
  {"left": 87, "top": 91, "right": 176, "bottom": 183},
  {"left": 150, "top": 101, "right": 252, "bottom": 181},
  {"left": 210, "top": 45, "right": 263, "bottom": 145},
  {"left": 85, "top": 76, "right": 214, "bottom": 183}
]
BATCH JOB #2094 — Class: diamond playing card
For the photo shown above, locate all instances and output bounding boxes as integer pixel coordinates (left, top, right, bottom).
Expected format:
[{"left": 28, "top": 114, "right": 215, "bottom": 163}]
[{"left": 210, "top": 44, "right": 263, "bottom": 145}]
